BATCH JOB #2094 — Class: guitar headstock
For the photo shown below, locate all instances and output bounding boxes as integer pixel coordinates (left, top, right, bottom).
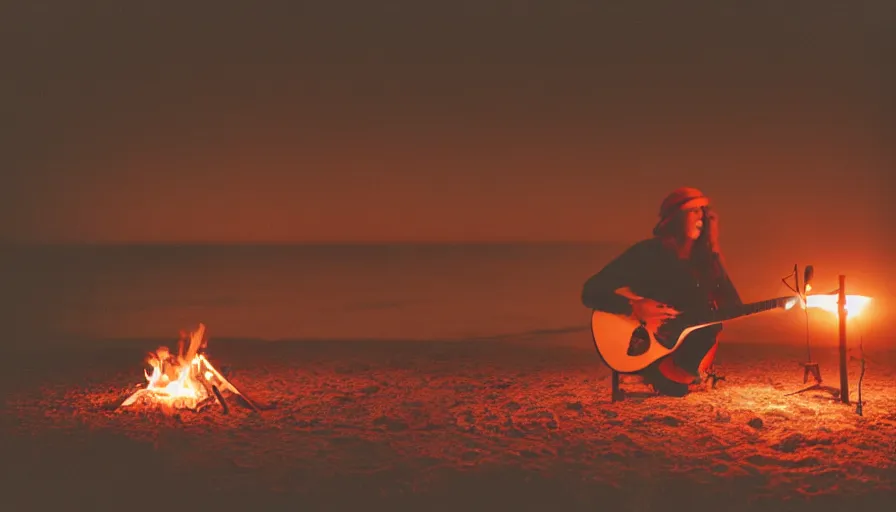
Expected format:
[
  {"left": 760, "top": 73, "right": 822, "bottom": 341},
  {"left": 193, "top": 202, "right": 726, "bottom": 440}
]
[{"left": 783, "top": 296, "right": 800, "bottom": 310}]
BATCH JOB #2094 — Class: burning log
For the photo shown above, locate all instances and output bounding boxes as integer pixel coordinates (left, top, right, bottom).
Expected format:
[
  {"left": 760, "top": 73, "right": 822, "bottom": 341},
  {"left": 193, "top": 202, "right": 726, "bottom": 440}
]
[
  {"left": 195, "top": 372, "right": 228, "bottom": 414},
  {"left": 119, "top": 323, "right": 260, "bottom": 415},
  {"left": 198, "top": 354, "right": 263, "bottom": 412},
  {"left": 211, "top": 385, "right": 229, "bottom": 415},
  {"left": 182, "top": 323, "right": 204, "bottom": 364},
  {"left": 234, "top": 392, "right": 262, "bottom": 413}
]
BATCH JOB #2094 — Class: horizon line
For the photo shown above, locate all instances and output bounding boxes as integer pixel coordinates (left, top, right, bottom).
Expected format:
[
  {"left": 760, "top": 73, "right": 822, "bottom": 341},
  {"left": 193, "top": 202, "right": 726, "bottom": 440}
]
[{"left": 0, "top": 239, "right": 634, "bottom": 247}]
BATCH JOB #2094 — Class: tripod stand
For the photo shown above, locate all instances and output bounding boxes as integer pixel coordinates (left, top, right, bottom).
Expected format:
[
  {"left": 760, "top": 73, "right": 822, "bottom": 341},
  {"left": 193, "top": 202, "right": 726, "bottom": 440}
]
[{"left": 783, "top": 265, "right": 841, "bottom": 398}]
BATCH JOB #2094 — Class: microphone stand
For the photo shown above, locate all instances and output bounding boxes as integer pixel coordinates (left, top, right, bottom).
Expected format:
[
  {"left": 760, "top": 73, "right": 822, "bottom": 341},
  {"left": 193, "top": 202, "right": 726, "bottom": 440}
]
[{"left": 784, "top": 265, "right": 839, "bottom": 398}]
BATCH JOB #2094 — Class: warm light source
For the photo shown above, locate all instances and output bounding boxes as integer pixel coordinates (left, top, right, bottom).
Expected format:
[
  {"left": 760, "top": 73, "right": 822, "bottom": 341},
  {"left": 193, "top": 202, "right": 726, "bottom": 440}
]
[
  {"left": 804, "top": 294, "right": 872, "bottom": 318},
  {"left": 787, "top": 269, "right": 869, "bottom": 411},
  {"left": 119, "top": 323, "right": 261, "bottom": 413}
]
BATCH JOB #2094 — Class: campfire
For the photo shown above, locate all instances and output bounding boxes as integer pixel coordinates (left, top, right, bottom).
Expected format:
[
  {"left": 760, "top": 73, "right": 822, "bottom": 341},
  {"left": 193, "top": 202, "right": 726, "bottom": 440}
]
[{"left": 119, "top": 323, "right": 259, "bottom": 414}]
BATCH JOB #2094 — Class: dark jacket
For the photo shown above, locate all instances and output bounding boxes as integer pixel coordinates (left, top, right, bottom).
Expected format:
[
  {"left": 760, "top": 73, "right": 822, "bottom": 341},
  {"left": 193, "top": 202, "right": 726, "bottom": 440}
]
[{"left": 581, "top": 237, "right": 742, "bottom": 317}]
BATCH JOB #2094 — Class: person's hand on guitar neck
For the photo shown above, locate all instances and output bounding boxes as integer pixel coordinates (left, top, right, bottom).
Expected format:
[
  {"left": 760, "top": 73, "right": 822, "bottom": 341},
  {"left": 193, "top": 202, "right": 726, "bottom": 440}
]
[{"left": 615, "top": 287, "right": 680, "bottom": 330}]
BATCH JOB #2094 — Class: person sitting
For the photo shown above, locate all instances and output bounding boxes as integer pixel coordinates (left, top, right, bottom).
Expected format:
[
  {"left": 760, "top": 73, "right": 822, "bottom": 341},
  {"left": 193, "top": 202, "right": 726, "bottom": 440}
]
[{"left": 581, "top": 187, "right": 742, "bottom": 396}]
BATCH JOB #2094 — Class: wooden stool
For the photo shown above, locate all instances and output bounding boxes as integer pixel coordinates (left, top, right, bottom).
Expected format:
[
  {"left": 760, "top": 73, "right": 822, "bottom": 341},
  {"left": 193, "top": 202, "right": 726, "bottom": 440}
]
[{"left": 611, "top": 370, "right": 624, "bottom": 402}]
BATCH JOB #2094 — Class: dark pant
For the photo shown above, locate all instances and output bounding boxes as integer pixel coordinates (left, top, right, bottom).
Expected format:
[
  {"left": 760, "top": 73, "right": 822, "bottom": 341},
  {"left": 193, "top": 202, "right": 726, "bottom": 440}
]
[
  {"left": 638, "top": 327, "right": 720, "bottom": 396},
  {"left": 670, "top": 327, "right": 720, "bottom": 375}
]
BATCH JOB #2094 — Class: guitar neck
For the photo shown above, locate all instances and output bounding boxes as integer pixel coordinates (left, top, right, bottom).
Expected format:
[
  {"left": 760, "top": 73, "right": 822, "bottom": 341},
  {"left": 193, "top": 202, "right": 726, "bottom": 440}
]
[{"left": 710, "top": 296, "right": 794, "bottom": 323}]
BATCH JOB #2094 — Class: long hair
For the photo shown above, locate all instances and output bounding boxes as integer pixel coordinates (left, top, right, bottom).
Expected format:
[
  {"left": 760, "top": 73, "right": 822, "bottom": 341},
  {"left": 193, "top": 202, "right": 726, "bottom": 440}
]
[{"left": 655, "top": 208, "right": 725, "bottom": 282}]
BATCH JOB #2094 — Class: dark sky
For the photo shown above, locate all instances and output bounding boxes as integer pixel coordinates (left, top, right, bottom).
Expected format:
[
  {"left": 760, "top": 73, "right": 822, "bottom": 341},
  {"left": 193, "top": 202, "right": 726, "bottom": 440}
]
[{"left": 2, "top": 0, "right": 893, "bottom": 246}]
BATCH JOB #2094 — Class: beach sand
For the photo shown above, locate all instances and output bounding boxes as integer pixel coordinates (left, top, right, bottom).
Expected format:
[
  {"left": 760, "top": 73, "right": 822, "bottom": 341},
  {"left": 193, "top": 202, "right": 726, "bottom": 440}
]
[{"left": 3, "top": 333, "right": 894, "bottom": 511}]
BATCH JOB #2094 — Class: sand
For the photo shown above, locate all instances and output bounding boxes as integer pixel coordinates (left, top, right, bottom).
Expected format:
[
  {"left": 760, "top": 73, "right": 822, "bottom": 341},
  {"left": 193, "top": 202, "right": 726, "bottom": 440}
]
[{"left": 2, "top": 333, "right": 894, "bottom": 511}]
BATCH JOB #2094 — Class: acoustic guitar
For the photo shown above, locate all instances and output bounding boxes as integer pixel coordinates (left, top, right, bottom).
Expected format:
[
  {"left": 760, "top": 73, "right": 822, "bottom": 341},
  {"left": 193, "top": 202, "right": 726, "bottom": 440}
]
[{"left": 590, "top": 295, "right": 799, "bottom": 373}]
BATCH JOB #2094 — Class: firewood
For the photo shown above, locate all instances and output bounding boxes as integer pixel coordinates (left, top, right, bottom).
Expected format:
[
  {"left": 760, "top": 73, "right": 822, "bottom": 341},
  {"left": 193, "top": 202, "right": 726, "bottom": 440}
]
[
  {"left": 211, "top": 385, "right": 229, "bottom": 415},
  {"left": 197, "top": 376, "right": 215, "bottom": 400},
  {"left": 232, "top": 390, "right": 262, "bottom": 413},
  {"left": 194, "top": 370, "right": 226, "bottom": 414},
  {"left": 200, "top": 359, "right": 263, "bottom": 413},
  {"left": 183, "top": 323, "right": 205, "bottom": 363}
]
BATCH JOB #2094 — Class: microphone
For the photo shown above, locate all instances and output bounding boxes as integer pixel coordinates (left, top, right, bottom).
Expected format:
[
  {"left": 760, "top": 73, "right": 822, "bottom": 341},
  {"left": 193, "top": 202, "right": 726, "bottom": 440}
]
[{"left": 803, "top": 265, "right": 814, "bottom": 294}]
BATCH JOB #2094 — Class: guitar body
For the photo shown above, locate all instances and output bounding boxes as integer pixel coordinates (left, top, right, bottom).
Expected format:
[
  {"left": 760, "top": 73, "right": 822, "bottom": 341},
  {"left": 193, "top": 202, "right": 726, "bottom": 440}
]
[
  {"left": 590, "top": 294, "right": 797, "bottom": 374},
  {"left": 590, "top": 310, "right": 721, "bottom": 373}
]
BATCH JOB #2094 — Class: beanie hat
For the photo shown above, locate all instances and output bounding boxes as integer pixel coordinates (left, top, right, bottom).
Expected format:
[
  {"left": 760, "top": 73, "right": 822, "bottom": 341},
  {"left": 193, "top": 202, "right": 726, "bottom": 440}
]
[{"left": 652, "top": 187, "right": 710, "bottom": 236}]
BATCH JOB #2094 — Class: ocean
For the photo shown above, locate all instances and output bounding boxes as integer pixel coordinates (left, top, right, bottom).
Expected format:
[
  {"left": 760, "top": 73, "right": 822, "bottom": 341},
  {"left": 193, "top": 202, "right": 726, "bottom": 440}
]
[
  {"left": 3, "top": 243, "right": 623, "bottom": 347},
  {"left": 4, "top": 242, "right": 886, "bottom": 351}
]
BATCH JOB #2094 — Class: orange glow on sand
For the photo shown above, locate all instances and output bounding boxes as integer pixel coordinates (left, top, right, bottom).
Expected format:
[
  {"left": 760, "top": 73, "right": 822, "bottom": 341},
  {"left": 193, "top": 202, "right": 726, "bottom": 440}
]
[{"left": 6, "top": 336, "right": 896, "bottom": 508}]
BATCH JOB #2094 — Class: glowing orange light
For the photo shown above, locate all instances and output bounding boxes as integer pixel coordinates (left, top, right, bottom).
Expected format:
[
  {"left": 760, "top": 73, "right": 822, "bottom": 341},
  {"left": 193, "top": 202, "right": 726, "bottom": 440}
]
[
  {"left": 119, "top": 323, "right": 238, "bottom": 411},
  {"left": 804, "top": 294, "right": 872, "bottom": 318}
]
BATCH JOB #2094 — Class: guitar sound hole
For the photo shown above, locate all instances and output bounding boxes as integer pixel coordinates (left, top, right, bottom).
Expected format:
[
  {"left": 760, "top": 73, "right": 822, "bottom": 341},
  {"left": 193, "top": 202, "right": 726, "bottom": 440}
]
[
  {"left": 655, "top": 321, "right": 678, "bottom": 349},
  {"left": 627, "top": 326, "right": 651, "bottom": 356}
]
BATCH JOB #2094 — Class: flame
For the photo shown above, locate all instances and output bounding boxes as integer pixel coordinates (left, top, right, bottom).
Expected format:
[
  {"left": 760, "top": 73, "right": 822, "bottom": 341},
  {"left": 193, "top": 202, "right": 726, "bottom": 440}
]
[
  {"left": 136, "top": 353, "right": 209, "bottom": 409},
  {"left": 120, "top": 323, "right": 238, "bottom": 411},
  {"left": 804, "top": 294, "right": 872, "bottom": 318}
]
